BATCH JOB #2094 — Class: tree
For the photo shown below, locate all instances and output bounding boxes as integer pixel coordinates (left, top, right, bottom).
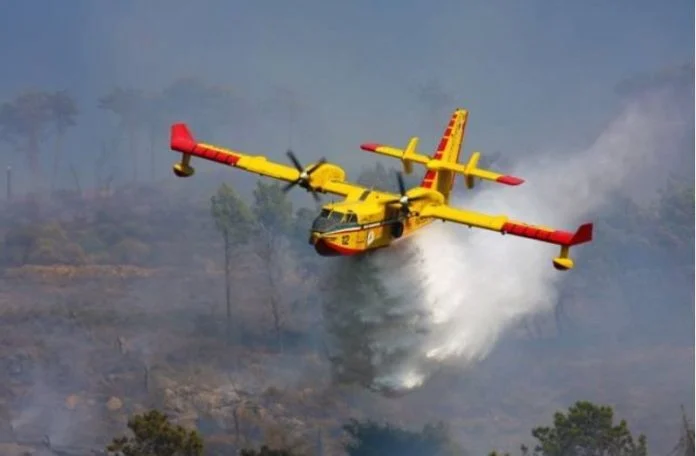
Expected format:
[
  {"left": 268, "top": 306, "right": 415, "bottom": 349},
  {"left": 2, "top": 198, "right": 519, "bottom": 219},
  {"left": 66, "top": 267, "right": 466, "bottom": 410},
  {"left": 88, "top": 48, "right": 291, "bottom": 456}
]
[
  {"left": 1, "top": 223, "right": 40, "bottom": 265},
  {"left": 670, "top": 405, "right": 694, "bottom": 456},
  {"left": 240, "top": 445, "right": 305, "bottom": 456},
  {"left": 0, "top": 91, "right": 54, "bottom": 183},
  {"left": 252, "top": 180, "right": 294, "bottom": 352},
  {"left": 253, "top": 180, "right": 293, "bottom": 235},
  {"left": 289, "top": 207, "right": 321, "bottom": 275},
  {"left": 98, "top": 87, "right": 145, "bottom": 182},
  {"left": 107, "top": 409, "right": 204, "bottom": 456},
  {"left": 527, "top": 401, "right": 647, "bottom": 456},
  {"left": 342, "top": 419, "right": 462, "bottom": 456},
  {"left": 141, "top": 92, "right": 165, "bottom": 181},
  {"left": 291, "top": 207, "right": 315, "bottom": 243},
  {"left": 211, "top": 183, "right": 255, "bottom": 345},
  {"left": 48, "top": 90, "right": 78, "bottom": 190},
  {"left": 1, "top": 222, "right": 85, "bottom": 266}
]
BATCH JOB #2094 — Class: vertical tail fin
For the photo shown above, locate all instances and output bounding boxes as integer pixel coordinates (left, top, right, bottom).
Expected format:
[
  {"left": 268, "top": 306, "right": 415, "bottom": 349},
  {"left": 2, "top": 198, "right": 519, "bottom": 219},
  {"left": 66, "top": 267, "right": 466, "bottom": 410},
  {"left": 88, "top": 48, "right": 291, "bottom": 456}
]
[{"left": 420, "top": 109, "right": 468, "bottom": 202}]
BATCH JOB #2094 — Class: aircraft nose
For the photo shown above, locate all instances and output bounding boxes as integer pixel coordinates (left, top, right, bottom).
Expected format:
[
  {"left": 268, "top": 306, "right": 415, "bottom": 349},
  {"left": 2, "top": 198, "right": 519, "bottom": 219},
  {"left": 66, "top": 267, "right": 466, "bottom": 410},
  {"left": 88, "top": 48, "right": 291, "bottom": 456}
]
[{"left": 309, "top": 231, "right": 321, "bottom": 245}]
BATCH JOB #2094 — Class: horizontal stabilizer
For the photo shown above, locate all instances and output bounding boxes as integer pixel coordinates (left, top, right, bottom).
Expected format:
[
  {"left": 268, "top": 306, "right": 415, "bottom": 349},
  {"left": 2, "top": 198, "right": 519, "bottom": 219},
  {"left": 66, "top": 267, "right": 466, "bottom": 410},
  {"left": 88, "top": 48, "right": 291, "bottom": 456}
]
[
  {"left": 360, "top": 143, "right": 523, "bottom": 189},
  {"left": 462, "top": 151, "right": 524, "bottom": 188}
]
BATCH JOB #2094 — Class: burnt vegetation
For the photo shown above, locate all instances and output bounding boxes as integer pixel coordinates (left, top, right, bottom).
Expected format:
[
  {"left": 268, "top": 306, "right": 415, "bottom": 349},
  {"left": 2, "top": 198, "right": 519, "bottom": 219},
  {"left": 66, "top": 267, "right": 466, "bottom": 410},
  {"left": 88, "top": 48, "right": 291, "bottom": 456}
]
[{"left": 0, "top": 78, "right": 692, "bottom": 455}]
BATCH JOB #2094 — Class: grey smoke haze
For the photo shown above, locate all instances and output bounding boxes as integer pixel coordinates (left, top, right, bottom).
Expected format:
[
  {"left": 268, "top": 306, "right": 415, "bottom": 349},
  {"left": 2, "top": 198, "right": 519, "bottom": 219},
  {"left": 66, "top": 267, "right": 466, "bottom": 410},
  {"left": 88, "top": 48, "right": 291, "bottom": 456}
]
[
  {"left": 1, "top": 1, "right": 692, "bottom": 194},
  {"left": 0, "top": 1, "right": 692, "bottom": 454}
]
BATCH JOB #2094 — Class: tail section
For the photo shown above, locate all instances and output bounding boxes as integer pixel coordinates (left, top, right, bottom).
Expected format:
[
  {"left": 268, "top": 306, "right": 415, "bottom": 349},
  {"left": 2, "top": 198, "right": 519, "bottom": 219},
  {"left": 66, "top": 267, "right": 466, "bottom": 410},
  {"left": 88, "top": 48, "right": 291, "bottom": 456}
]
[
  {"left": 360, "top": 107, "right": 524, "bottom": 200},
  {"left": 420, "top": 109, "right": 468, "bottom": 201}
]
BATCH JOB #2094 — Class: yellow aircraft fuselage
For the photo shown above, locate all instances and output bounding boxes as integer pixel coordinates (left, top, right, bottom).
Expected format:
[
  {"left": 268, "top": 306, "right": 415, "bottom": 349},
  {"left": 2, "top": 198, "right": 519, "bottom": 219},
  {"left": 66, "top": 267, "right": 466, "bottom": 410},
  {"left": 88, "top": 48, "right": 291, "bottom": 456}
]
[{"left": 309, "top": 193, "right": 436, "bottom": 256}]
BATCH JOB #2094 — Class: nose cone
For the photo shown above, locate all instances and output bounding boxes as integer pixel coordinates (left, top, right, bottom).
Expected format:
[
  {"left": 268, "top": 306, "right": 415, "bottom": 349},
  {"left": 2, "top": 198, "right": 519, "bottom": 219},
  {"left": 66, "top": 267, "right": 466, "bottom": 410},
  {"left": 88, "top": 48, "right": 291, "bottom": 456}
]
[
  {"left": 309, "top": 231, "right": 320, "bottom": 245},
  {"left": 313, "top": 236, "right": 343, "bottom": 256}
]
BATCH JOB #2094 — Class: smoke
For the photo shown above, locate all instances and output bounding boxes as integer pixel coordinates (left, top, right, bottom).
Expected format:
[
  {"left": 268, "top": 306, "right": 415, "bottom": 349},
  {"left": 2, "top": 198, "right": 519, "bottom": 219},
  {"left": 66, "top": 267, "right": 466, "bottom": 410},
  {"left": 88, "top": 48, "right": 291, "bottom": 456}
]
[{"left": 323, "top": 83, "right": 692, "bottom": 395}]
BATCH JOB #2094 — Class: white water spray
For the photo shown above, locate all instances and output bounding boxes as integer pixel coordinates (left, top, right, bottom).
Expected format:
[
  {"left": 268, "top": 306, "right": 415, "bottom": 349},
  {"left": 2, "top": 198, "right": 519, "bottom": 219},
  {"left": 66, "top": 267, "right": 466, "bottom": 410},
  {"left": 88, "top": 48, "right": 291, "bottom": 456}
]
[{"left": 324, "top": 87, "right": 692, "bottom": 395}]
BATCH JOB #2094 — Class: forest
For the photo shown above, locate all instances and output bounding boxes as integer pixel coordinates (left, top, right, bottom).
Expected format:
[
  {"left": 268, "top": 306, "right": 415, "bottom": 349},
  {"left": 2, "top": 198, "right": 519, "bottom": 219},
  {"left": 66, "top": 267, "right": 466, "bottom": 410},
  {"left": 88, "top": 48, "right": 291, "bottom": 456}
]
[{"left": 0, "top": 80, "right": 693, "bottom": 456}]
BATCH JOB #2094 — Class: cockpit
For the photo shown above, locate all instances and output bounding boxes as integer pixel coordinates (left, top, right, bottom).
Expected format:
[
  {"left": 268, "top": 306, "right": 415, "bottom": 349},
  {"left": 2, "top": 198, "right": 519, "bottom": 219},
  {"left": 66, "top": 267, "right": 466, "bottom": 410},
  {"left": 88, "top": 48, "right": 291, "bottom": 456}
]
[{"left": 311, "top": 208, "right": 358, "bottom": 233}]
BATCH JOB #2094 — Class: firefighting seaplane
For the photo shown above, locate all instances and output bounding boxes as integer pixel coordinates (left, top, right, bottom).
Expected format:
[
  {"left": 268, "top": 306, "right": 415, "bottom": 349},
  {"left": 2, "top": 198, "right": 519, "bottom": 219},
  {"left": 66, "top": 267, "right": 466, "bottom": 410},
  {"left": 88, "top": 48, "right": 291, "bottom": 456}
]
[{"left": 169, "top": 108, "right": 593, "bottom": 270}]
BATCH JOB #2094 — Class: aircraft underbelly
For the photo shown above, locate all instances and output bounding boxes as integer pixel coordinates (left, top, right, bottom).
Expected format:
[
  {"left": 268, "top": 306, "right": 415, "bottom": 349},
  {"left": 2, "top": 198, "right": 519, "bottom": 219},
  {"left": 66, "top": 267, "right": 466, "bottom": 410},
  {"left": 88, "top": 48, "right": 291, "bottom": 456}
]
[{"left": 313, "top": 216, "right": 436, "bottom": 256}]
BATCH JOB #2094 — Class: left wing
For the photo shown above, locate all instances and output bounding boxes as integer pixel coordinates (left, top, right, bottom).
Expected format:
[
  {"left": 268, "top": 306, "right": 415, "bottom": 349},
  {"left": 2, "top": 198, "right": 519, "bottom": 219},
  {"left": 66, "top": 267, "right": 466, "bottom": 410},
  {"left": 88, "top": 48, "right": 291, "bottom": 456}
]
[
  {"left": 419, "top": 204, "right": 593, "bottom": 271},
  {"left": 170, "top": 123, "right": 364, "bottom": 198}
]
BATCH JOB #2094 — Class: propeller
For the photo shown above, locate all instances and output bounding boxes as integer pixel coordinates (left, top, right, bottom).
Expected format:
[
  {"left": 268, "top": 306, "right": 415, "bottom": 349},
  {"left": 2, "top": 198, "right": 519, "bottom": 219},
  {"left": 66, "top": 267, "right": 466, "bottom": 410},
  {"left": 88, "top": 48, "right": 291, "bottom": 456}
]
[
  {"left": 282, "top": 149, "right": 327, "bottom": 202},
  {"left": 384, "top": 172, "right": 428, "bottom": 216}
]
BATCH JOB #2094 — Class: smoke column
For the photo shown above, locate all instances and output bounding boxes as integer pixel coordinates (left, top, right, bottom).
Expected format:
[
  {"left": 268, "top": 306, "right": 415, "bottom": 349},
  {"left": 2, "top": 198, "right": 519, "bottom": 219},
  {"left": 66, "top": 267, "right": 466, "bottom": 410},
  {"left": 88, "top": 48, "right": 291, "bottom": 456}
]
[{"left": 331, "top": 85, "right": 692, "bottom": 394}]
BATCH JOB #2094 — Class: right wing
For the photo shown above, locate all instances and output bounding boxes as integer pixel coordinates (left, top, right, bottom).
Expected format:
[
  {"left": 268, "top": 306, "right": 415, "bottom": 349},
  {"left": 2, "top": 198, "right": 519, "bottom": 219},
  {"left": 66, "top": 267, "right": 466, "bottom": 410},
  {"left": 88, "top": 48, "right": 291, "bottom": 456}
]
[
  {"left": 170, "top": 123, "right": 366, "bottom": 199},
  {"left": 419, "top": 203, "right": 593, "bottom": 270}
]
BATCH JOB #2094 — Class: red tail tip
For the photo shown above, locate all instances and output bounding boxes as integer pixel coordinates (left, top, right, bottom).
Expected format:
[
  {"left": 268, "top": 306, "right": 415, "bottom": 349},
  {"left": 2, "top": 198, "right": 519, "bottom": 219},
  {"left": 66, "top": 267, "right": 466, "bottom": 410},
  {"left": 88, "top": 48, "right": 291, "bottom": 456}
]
[
  {"left": 496, "top": 175, "right": 525, "bottom": 185},
  {"left": 570, "top": 223, "right": 593, "bottom": 245},
  {"left": 170, "top": 123, "right": 196, "bottom": 153},
  {"left": 360, "top": 143, "right": 381, "bottom": 152}
]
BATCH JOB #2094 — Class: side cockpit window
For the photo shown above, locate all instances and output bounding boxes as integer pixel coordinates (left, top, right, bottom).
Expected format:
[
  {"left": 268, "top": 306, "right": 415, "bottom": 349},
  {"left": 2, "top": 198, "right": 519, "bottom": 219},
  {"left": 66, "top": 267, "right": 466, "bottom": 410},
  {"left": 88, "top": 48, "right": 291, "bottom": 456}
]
[{"left": 346, "top": 214, "right": 357, "bottom": 224}]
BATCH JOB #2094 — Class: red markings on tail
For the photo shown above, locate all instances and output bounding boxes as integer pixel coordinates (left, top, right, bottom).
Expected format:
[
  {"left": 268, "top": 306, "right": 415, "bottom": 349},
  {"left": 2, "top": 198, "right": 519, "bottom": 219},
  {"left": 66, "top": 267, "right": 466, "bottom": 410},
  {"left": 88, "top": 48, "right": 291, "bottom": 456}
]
[
  {"left": 171, "top": 123, "right": 196, "bottom": 153},
  {"left": 420, "top": 109, "right": 465, "bottom": 190},
  {"left": 569, "top": 223, "right": 593, "bottom": 245},
  {"left": 420, "top": 135, "right": 449, "bottom": 189}
]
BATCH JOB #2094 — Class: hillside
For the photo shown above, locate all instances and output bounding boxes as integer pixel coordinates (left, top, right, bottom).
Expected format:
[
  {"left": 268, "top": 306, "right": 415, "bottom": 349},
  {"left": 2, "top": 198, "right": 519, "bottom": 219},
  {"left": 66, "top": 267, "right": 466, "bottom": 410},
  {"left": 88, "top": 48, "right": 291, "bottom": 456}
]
[{"left": 0, "top": 163, "right": 692, "bottom": 455}]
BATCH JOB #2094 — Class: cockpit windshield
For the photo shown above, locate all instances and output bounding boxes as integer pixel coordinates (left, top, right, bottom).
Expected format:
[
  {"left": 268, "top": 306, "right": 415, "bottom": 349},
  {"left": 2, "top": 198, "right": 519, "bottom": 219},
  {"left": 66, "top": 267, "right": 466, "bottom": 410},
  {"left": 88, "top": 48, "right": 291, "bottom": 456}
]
[{"left": 312, "top": 209, "right": 359, "bottom": 233}]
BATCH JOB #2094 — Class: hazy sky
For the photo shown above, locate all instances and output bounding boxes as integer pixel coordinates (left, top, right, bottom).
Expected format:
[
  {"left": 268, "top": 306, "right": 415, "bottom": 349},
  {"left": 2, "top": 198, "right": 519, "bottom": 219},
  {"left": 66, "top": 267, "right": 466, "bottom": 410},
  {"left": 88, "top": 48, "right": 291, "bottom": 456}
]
[{"left": 0, "top": 0, "right": 692, "bottom": 184}]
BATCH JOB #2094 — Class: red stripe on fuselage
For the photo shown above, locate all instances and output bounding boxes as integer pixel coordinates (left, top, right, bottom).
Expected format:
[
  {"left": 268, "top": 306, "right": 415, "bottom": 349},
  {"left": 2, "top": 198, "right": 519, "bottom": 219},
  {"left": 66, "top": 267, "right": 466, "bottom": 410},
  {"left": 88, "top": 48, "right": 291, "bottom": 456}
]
[{"left": 314, "top": 239, "right": 363, "bottom": 256}]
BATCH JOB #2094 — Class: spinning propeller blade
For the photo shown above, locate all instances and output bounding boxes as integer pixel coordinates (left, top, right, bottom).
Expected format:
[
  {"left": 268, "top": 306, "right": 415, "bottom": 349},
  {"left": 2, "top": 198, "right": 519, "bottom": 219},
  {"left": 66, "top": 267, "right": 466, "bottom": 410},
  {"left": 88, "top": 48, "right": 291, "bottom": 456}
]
[
  {"left": 281, "top": 149, "right": 326, "bottom": 202},
  {"left": 383, "top": 172, "right": 428, "bottom": 216}
]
